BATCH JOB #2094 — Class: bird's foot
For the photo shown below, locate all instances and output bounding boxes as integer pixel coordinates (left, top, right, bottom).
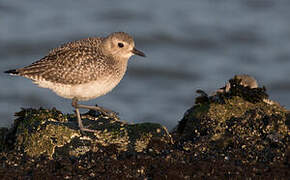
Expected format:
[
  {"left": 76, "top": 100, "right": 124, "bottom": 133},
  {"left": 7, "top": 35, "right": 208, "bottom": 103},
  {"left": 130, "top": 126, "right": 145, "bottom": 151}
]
[
  {"left": 94, "top": 104, "right": 119, "bottom": 118},
  {"left": 78, "top": 105, "right": 119, "bottom": 119},
  {"left": 79, "top": 126, "right": 99, "bottom": 133}
]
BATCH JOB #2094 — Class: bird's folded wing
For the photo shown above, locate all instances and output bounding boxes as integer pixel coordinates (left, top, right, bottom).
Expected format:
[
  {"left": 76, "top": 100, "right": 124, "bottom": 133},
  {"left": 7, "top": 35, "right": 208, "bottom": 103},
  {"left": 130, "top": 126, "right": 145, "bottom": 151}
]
[{"left": 17, "top": 46, "right": 112, "bottom": 85}]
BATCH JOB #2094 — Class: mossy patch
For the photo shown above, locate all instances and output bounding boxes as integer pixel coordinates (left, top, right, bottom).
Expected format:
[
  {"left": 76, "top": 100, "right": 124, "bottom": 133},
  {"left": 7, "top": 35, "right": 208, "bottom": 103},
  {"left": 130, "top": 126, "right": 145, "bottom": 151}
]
[
  {"left": 19, "top": 124, "right": 80, "bottom": 157},
  {"left": 10, "top": 108, "right": 80, "bottom": 158}
]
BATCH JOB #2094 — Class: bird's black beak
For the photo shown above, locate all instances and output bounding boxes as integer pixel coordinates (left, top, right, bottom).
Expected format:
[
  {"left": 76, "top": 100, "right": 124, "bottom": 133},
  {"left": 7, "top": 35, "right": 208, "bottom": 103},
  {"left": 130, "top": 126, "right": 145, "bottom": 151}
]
[{"left": 132, "top": 48, "right": 146, "bottom": 57}]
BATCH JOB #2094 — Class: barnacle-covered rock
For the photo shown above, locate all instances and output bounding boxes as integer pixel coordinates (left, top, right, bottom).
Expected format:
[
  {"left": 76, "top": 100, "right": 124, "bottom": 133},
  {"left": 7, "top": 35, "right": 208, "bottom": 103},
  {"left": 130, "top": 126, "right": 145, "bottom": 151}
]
[
  {"left": 175, "top": 75, "right": 289, "bottom": 164},
  {"left": 0, "top": 75, "right": 288, "bottom": 179},
  {"left": 1, "top": 108, "right": 172, "bottom": 158}
]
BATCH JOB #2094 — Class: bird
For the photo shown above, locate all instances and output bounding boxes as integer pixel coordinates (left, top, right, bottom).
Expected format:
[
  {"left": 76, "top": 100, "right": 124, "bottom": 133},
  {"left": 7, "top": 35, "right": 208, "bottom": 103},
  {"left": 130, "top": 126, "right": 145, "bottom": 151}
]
[{"left": 5, "top": 32, "right": 146, "bottom": 132}]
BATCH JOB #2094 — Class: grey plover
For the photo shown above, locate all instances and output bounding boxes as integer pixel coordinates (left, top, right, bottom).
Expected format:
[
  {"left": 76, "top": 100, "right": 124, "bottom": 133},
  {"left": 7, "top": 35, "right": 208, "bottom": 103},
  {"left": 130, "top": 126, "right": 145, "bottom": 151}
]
[{"left": 5, "top": 32, "right": 146, "bottom": 132}]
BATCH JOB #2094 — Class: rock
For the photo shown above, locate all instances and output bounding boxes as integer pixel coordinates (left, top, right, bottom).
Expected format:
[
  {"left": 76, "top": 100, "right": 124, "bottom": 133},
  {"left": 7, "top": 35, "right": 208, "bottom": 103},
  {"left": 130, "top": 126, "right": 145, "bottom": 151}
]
[
  {"left": 233, "top": 74, "right": 258, "bottom": 88},
  {"left": 0, "top": 75, "right": 288, "bottom": 179},
  {"left": 2, "top": 108, "right": 172, "bottom": 159},
  {"left": 0, "top": 128, "right": 8, "bottom": 152},
  {"left": 174, "top": 75, "right": 289, "bottom": 164}
]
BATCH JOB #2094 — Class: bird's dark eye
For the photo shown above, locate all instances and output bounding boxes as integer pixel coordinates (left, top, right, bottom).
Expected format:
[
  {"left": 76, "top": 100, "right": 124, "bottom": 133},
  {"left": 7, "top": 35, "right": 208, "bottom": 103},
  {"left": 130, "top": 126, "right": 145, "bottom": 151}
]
[{"left": 118, "top": 42, "right": 124, "bottom": 48}]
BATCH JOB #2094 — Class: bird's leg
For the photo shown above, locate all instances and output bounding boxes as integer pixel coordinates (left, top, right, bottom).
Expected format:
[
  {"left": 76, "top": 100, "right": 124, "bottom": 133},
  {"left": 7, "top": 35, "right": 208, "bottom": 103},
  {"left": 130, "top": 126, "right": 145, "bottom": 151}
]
[
  {"left": 72, "top": 98, "right": 119, "bottom": 132},
  {"left": 75, "top": 103, "right": 115, "bottom": 116},
  {"left": 72, "top": 98, "right": 100, "bottom": 132},
  {"left": 72, "top": 99, "right": 116, "bottom": 117}
]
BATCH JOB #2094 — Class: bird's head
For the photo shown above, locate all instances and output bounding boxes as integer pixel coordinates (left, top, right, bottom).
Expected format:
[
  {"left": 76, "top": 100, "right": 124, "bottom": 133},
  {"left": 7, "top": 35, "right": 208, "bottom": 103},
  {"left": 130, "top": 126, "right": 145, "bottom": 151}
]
[{"left": 101, "top": 32, "right": 145, "bottom": 61}]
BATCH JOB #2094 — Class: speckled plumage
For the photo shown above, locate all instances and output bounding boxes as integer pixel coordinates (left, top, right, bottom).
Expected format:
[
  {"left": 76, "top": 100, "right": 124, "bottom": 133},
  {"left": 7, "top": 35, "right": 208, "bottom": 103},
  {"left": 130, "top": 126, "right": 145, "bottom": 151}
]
[
  {"left": 5, "top": 32, "right": 145, "bottom": 132},
  {"left": 6, "top": 32, "right": 145, "bottom": 100},
  {"left": 17, "top": 37, "right": 122, "bottom": 85}
]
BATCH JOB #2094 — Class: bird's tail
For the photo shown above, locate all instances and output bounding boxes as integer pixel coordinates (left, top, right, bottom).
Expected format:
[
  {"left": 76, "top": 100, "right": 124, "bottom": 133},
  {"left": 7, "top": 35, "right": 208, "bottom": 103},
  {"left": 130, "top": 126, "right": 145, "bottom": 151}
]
[{"left": 4, "top": 69, "right": 19, "bottom": 75}]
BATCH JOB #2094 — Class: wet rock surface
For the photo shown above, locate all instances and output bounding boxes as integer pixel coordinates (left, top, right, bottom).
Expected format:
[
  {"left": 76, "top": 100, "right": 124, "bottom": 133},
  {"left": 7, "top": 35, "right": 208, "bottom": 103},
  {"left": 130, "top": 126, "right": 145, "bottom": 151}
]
[
  {"left": 2, "top": 108, "right": 171, "bottom": 159},
  {"left": 0, "top": 76, "right": 289, "bottom": 179},
  {"left": 175, "top": 76, "right": 289, "bottom": 165}
]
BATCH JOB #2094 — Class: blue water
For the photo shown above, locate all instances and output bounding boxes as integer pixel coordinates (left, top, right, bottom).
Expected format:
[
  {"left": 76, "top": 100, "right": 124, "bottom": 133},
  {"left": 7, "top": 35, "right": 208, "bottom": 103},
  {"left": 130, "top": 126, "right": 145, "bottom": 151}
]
[{"left": 1, "top": 0, "right": 290, "bottom": 130}]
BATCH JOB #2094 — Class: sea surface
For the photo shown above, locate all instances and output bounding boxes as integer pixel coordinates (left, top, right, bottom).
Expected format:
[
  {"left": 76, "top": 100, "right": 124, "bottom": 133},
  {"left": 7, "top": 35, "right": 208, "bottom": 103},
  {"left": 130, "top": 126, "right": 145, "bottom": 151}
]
[{"left": 1, "top": 0, "right": 290, "bottom": 130}]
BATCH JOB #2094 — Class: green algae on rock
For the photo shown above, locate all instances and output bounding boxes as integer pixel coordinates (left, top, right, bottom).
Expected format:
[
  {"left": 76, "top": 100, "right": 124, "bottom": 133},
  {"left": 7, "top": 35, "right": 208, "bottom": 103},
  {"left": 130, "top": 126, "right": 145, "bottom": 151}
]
[
  {"left": 0, "top": 75, "right": 289, "bottom": 179},
  {"left": 175, "top": 75, "right": 289, "bottom": 164},
  {"left": 5, "top": 108, "right": 81, "bottom": 158},
  {"left": 1, "top": 108, "right": 172, "bottom": 158}
]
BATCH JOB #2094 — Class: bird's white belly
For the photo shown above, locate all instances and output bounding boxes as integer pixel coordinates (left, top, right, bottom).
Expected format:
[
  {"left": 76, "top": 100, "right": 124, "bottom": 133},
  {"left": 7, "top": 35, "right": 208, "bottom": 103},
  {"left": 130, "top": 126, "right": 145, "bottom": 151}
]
[{"left": 35, "top": 78, "right": 121, "bottom": 101}]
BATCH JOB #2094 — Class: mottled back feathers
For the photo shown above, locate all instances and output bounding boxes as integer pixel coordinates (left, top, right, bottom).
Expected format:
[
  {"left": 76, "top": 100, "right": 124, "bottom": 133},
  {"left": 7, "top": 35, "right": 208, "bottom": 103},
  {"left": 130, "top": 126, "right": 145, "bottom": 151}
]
[{"left": 14, "top": 37, "right": 122, "bottom": 85}]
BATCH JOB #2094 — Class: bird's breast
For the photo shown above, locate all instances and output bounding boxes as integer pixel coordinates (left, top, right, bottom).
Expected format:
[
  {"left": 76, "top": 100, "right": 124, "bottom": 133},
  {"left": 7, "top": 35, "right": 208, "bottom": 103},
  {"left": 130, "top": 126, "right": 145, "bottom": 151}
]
[{"left": 36, "top": 72, "right": 125, "bottom": 101}]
